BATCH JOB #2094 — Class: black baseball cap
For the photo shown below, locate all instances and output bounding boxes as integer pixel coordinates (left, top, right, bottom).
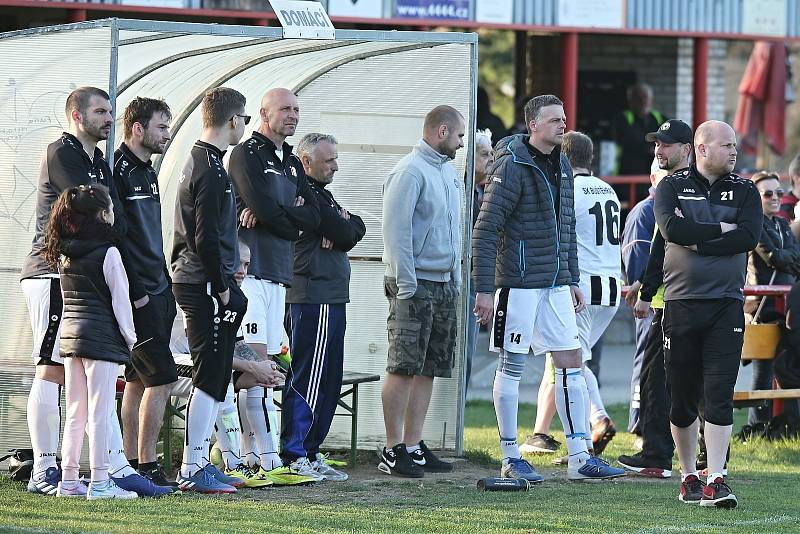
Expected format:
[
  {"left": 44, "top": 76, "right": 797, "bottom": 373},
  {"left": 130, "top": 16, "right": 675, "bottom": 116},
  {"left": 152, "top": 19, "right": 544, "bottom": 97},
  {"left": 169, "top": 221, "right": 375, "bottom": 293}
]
[{"left": 645, "top": 119, "right": 693, "bottom": 144}]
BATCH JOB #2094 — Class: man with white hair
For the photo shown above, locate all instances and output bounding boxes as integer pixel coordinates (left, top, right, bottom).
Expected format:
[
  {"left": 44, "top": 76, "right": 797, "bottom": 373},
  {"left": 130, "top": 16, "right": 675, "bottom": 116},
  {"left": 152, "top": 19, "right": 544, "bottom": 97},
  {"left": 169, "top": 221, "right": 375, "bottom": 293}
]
[
  {"left": 465, "top": 128, "right": 494, "bottom": 392},
  {"left": 281, "top": 132, "right": 365, "bottom": 481}
]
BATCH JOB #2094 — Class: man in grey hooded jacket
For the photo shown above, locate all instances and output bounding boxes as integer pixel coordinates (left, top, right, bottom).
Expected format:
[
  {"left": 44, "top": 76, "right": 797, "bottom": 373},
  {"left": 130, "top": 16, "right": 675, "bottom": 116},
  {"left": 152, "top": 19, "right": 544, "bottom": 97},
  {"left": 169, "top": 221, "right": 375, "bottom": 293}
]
[{"left": 378, "top": 105, "right": 464, "bottom": 478}]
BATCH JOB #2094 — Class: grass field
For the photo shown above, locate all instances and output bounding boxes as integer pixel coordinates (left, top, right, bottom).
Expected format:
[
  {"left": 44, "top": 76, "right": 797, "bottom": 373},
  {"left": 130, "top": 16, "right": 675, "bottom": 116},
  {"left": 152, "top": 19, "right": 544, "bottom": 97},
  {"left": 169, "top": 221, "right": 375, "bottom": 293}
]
[{"left": 1, "top": 401, "right": 799, "bottom": 533}]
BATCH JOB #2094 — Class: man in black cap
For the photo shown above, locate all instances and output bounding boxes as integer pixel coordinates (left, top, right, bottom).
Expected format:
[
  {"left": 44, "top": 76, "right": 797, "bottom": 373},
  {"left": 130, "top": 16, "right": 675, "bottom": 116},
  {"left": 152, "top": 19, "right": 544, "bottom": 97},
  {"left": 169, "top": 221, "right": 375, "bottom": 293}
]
[{"left": 620, "top": 119, "right": 692, "bottom": 479}]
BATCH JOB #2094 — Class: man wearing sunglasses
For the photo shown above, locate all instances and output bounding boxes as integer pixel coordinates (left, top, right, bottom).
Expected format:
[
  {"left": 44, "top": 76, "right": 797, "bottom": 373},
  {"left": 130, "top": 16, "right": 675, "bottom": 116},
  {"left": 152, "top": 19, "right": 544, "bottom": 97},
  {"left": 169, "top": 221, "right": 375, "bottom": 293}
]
[{"left": 228, "top": 88, "right": 320, "bottom": 481}]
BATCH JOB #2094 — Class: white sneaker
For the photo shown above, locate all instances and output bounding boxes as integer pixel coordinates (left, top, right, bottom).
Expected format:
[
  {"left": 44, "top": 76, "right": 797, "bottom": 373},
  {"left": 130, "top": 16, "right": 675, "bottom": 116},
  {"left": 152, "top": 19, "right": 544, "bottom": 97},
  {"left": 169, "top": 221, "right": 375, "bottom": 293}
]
[
  {"left": 56, "top": 480, "right": 88, "bottom": 497},
  {"left": 313, "top": 456, "right": 348, "bottom": 481},
  {"left": 289, "top": 457, "right": 326, "bottom": 482},
  {"left": 87, "top": 479, "right": 138, "bottom": 500}
]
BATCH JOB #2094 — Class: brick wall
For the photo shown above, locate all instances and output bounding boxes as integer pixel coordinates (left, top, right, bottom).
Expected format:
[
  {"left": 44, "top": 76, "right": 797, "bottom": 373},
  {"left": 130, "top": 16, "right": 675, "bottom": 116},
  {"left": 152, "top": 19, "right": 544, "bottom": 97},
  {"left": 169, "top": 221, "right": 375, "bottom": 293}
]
[{"left": 524, "top": 34, "right": 729, "bottom": 128}]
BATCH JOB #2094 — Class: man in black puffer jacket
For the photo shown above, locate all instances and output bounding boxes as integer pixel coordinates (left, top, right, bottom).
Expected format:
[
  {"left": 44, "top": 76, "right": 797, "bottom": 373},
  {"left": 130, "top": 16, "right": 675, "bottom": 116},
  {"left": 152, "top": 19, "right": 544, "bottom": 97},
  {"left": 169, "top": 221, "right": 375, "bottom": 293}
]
[{"left": 473, "top": 94, "right": 625, "bottom": 483}]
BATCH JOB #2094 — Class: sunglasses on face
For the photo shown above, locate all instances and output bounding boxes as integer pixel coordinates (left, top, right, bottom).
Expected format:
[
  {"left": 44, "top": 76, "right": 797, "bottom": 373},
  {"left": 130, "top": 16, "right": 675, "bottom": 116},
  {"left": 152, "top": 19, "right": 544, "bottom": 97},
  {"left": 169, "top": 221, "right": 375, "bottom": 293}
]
[
  {"left": 761, "top": 189, "right": 784, "bottom": 198},
  {"left": 231, "top": 113, "right": 251, "bottom": 125}
]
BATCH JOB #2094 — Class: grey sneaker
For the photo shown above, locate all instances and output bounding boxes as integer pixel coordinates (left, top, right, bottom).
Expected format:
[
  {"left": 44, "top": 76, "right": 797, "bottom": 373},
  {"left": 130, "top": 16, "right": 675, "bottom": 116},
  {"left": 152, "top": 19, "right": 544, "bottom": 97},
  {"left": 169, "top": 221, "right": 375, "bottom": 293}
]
[
  {"left": 313, "top": 455, "right": 348, "bottom": 481},
  {"left": 289, "top": 457, "right": 326, "bottom": 482}
]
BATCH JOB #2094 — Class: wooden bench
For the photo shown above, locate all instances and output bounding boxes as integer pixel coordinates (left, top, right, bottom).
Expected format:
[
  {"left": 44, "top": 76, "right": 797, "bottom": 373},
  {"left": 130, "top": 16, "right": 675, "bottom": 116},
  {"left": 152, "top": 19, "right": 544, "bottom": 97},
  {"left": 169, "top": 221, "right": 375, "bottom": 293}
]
[
  {"left": 161, "top": 370, "right": 380, "bottom": 470},
  {"left": 733, "top": 296, "right": 800, "bottom": 407}
]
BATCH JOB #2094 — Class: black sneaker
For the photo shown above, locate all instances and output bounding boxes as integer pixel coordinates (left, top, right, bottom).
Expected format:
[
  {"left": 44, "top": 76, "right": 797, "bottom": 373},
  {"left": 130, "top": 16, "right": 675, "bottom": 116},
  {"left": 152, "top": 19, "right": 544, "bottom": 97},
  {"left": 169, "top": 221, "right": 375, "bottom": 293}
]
[
  {"left": 591, "top": 417, "right": 617, "bottom": 455},
  {"left": 519, "top": 433, "right": 560, "bottom": 453},
  {"left": 618, "top": 452, "right": 672, "bottom": 478},
  {"left": 139, "top": 464, "right": 180, "bottom": 488},
  {"left": 700, "top": 476, "right": 737, "bottom": 508},
  {"left": 378, "top": 444, "right": 424, "bottom": 478},
  {"left": 679, "top": 474, "right": 705, "bottom": 504},
  {"left": 735, "top": 423, "right": 766, "bottom": 442},
  {"left": 409, "top": 441, "right": 453, "bottom": 473}
]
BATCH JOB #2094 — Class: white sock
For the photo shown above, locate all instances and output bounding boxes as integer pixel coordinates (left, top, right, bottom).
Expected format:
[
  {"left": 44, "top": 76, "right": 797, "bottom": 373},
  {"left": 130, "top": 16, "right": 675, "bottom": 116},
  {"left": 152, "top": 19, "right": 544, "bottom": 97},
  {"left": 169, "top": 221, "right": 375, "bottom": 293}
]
[
  {"left": 181, "top": 387, "right": 217, "bottom": 478},
  {"left": 493, "top": 370, "right": 521, "bottom": 460},
  {"left": 583, "top": 377, "right": 593, "bottom": 453},
  {"left": 236, "top": 389, "right": 259, "bottom": 467},
  {"left": 265, "top": 388, "right": 280, "bottom": 454},
  {"left": 554, "top": 368, "right": 590, "bottom": 467},
  {"left": 203, "top": 399, "right": 220, "bottom": 466},
  {"left": 27, "top": 378, "right": 61, "bottom": 478},
  {"left": 406, "top": 442, "right": 421, "bottom": 454},
  {"left": 108, "top": 399, "right": 137, "bottom": 478},
  {"left": 246, "top": 386, "right": 282, "bottom": 470},
  {"left": 215, "top": 384, "right": 241, "bottom": 470},
  {"left": 583, "top": 366, "right": 608, "bottom": 426}
]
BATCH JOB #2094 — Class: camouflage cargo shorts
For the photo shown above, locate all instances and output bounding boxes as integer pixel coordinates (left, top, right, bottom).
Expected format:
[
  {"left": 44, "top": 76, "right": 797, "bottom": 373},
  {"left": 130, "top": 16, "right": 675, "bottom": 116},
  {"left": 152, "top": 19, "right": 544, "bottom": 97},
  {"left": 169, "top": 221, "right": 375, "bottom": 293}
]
[{"left": 384, "top": 277, "right": 458, "bottom": 378}]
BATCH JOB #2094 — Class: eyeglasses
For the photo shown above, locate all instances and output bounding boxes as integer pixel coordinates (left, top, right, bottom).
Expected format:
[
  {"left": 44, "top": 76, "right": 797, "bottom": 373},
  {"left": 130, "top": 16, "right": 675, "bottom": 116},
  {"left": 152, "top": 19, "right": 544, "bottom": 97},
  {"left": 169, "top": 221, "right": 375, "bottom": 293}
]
[
  {"left": 231, "top": 114, "right": 251, "bottom": 125},
  {"left": 761, "top": 189, "right": 784, "bottom": 198}
]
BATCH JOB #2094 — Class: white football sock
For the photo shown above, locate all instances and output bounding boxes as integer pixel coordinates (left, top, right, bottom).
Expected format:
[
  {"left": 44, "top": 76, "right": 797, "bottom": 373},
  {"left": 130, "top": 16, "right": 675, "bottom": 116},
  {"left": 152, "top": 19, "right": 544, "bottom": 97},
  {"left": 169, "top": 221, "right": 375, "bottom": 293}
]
[
  {"left": 214, "top": 384, "right": 241, "bottom": 470},
  {"left": 493, "top": 370, "right": 521, "bottom": 460},
  {"left": 237, "top": 389, "right": 260, "bottom": 468},
  {"left": 672, "top": 418, "right": 700, "bottom": 479},
  {"left": 554, "top": 368, "right": 590, "bottom": 467},
  {"left": 181, "top": 387, "right": 216, "bottom": 478},
  {"left": 583, "top": 366, "right": 608, "bottom": 426},
  {"left": 108, "top": 398, "right": 137, "bottom": 478},
  {"left": 265, "top": 388, "right": 280, "bottom": 454},
  {"left": 27, "top": 378, "right": 61, "bottom": 478},
  {"left": 246, "top": 386, "right": 282, "bottom": 470}
]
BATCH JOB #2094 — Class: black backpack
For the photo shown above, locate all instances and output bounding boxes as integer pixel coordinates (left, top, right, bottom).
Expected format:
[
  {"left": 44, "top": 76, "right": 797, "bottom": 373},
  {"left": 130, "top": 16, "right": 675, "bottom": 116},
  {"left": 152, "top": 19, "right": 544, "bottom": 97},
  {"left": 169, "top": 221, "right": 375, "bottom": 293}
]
[{"left": 0, "top": 449, "right": 34, "bottom": 482}]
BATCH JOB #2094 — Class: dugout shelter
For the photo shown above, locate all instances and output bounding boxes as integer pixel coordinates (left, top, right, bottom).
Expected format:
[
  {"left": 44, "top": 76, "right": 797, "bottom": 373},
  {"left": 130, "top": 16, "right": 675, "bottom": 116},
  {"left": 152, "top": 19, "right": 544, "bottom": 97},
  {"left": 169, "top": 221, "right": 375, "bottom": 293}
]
[{"left": 0, "top": 18, "right": 477, "bottom": 457}]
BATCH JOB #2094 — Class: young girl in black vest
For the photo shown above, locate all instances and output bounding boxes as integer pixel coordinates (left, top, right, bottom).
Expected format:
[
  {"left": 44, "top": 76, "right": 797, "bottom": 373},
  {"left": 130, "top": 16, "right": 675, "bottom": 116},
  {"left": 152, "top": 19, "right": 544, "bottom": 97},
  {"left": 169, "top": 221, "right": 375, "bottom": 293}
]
[{"left": 44, "top": 184, "right": 138, "bottom": 499}]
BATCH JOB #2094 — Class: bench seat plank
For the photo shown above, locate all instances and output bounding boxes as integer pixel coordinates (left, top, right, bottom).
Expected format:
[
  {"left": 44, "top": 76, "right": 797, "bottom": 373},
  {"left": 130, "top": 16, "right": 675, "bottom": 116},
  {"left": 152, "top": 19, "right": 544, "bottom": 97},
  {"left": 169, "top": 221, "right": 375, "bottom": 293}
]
[{"left": 733, "top": 389, "right": 800, "bottom": 401}]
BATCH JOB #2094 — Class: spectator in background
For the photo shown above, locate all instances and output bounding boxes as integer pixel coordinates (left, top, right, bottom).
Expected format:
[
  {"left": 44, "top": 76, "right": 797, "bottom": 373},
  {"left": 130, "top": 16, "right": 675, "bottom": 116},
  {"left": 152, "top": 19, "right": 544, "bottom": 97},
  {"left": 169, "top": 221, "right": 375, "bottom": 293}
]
[
  {"left": 465, "top": 128, "right": 494, "bottom": 395},
  {"left": 739, "top": 171, "right": 800, "bottom": 439},
  {"left": 612, "top": 83, "right": 665, "bottom": 175},
  {"left": 778, "top": 154, "right": 800, "bottom": 222},
  {"left": 477, "top": 87, "right": 507, "bottom": 140}
]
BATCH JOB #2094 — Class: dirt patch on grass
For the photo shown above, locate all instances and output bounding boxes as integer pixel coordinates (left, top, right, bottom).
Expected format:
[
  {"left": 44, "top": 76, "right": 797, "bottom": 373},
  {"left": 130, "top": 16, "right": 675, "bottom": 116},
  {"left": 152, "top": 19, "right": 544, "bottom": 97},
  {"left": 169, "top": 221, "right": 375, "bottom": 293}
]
[{"left": 227, "top": 453, "right": 687, "bottom": 504}]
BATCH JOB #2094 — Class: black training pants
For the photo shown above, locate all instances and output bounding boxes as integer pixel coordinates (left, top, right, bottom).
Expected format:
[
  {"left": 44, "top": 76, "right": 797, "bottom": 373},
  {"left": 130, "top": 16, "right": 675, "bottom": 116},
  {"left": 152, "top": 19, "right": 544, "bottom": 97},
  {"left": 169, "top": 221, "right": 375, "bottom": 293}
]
[{"left": 663, "top": 298, "right": 744, "bottom": 427}]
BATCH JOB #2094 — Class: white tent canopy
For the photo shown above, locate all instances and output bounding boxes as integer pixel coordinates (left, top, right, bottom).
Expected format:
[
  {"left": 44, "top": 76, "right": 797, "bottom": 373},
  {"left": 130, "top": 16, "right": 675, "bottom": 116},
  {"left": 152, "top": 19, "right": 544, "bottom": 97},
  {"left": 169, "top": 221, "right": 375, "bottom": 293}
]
[{"left": 0, "top": 19, "right": 477, "bottom": 456}]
